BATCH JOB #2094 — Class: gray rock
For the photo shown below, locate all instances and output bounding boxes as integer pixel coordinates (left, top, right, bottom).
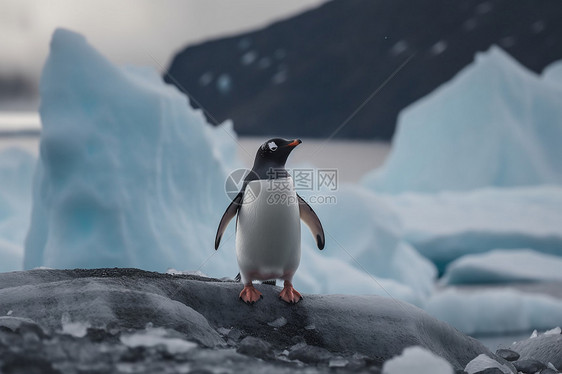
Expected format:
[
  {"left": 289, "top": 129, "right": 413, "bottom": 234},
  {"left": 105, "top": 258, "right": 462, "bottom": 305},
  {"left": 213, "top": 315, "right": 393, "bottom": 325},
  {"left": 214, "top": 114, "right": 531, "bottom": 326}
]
[
  {"left": 495, "top": 349, "right": 520, "bottom": 362},
  {"left": 474, "top": 368, "right": 506, "bottom": 374},
  {"left": 513, "top": 359, "right": 547, "bottom": 373},
  {"left": 237, "top": 336, "right": 273, "bottom": 360},
  {"left": 540, "top": 368, "right": 558, "bottom": 374},
  {"left": 0, "top": 268, "right": 495, "bottom": 371},
  {"left": 288, "top": 344, "right": 332, "bottom": 363},
  {"left": 512, "top": 334, "right": 562, "bottom": 370}
]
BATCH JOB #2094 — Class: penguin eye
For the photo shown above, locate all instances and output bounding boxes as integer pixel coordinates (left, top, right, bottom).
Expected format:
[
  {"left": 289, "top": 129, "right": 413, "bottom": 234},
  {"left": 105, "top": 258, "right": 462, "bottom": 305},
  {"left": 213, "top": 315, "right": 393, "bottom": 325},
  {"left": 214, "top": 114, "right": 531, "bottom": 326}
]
[{"left": 267, "top": 141, "right": 278, "bottom": 151}]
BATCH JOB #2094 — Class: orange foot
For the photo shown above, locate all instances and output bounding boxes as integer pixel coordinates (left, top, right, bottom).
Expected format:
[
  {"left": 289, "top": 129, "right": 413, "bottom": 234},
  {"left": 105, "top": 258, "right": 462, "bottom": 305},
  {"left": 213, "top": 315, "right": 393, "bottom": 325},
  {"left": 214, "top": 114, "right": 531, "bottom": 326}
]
[
  {"left": 279, "top": 281, "right": 303, "bottom": 304},
  {"left": 239, "top": 284, "right": 263, "bottom": 304}
]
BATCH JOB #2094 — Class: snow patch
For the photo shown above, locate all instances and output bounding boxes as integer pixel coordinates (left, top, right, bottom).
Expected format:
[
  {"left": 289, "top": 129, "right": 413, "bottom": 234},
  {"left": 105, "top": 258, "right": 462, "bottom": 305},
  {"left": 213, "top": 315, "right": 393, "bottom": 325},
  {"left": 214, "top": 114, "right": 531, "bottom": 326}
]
[
  {"left": 216, "top": 73, "right": 232, "bottom": 94},
  {"left": 431, "top": 41, "right": 447, "bottom": 55},
  {"left": 391, "top": 41, "right": 408, "bottom": 56},
  {"left": 544, "top": 326, "right": 561, "bottom": 335},
  {"left": 198, "top": 72, "right": 213, "bottom": 86},
  {"left": 61, "top": 312, "right": 90, "bottom": 338},
  {"left": 120, "top": 326, "right": 197, "bottom": 354},
  {"left": 240, "top": 50, "right": 257, "bottom": 65},
  {"left": 272, "top": 70, "right": 288, "bottom": 84}
]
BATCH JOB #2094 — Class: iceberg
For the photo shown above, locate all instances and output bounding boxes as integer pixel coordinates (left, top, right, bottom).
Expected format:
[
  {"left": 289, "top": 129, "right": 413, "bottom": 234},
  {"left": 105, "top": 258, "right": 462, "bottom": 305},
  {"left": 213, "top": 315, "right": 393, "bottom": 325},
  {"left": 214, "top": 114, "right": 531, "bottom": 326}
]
[
  {"left": 0, "top": 148, "right": 35, "bottom": 272},
  {"left": 364, "top": 47, "right": 562, "bottom": 193},
  {"left": 379, "top": 186, "right": 562, "bottom": 272},
  {"left": 24, "top": 28, "right": 240, "bottom": 274},
  {"left": 425, "top": 287, "right": 562, "bottom": 335},
  {"left": 441, "top": 249, "right": 562, "bottom": 285},
  {"left": 299, "top": 185, "right": 436, "bottom": 299}
]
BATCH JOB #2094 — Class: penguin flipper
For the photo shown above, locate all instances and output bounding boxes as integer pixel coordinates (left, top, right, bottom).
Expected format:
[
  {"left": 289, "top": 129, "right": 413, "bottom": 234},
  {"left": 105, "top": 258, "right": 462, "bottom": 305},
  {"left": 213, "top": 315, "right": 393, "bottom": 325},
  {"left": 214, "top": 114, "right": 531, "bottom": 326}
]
[
  {"left": 215, "top": 192, "right": 243, "bottom": 250},
  {"left": 297, "top": 194, "right": 325, "bottom": 250}
]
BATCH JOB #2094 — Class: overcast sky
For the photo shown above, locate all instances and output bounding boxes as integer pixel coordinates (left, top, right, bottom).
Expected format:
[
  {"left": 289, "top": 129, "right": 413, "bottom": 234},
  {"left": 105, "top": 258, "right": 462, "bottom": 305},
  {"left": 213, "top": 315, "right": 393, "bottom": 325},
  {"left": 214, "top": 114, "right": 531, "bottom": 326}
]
[{"left": 0, "top": 0, "right": 327, "bottom": 80}]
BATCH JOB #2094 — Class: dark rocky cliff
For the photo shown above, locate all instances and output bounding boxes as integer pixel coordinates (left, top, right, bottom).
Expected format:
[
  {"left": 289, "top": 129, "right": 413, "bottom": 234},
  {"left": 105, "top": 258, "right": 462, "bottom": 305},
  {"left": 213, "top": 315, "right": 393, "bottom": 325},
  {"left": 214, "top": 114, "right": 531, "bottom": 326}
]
[{"left": 165, "top": 0, "right": 562, "bottom": 139}]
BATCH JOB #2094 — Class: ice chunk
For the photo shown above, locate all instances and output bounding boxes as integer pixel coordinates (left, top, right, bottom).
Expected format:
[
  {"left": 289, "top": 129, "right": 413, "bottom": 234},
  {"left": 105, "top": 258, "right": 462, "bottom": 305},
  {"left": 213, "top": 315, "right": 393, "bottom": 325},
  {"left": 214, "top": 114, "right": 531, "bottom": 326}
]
[
  {"left": 382, "top": 346, "right": 454, "bottom": 374},
  {"left": 120, "top": 327, "right": 197, "bottom": 354},
  {"left": 441, "top": 249, "right": 562, "bottom": 285},
  {"left": 426, "top": 288, "right": 562, "bottom": 335},
  {"left": 464, "top": 354, "right": 513, "bottom": 374},
  {"left": 379, "top": 186, "right": 562, "bottom": 272},
  {"left": 544, "top": 326, "right": 561, "bottom": 335},
  {"left": 60, "top": 312, "right": 90, "bottom": 338},
  {"left": 24, "top": 28, "right": 240, "bottom": 275},
  {"left": 0, "top": 148, "right": 36, "bottom": 272},
  {"left": 364, "top": 47, "right": 562, "bottom": 193}
]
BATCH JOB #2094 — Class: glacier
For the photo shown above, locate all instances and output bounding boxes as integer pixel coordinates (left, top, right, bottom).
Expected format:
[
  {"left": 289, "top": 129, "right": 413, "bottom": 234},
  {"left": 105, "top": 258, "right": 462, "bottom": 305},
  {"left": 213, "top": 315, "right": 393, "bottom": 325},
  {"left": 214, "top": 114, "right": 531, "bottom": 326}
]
[
  {"left": 0, "top": 148, "right": 35, "bottom": 272},
  {"left": 363, "top": 46, "right": 562, "bottom": 193},
  {"left": 20, "top": 28, "right": 434, "bottom": 304}
]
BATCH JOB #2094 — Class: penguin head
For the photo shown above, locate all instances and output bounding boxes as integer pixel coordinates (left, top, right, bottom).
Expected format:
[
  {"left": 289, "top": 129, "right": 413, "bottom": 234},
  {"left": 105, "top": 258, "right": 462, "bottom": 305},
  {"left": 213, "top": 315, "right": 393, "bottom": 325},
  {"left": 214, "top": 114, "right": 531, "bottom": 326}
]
[{"left": 252, "top": 138, "right": 301, "bottom": 171}]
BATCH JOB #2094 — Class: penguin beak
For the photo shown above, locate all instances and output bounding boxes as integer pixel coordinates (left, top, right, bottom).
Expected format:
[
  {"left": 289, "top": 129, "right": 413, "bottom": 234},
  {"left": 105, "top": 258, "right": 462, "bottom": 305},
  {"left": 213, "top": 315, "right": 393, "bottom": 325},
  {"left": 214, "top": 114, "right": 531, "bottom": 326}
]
[{"left": 287, "top": 139, "right": 302, "bottom": 147}]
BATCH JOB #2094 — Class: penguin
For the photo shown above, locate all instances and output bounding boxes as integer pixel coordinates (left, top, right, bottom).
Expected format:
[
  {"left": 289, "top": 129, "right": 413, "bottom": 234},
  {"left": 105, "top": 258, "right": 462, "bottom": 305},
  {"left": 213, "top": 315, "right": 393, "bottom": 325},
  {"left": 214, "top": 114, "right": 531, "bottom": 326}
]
[{"left": 215, "top": 138, "right": 325, "bottom": 304}]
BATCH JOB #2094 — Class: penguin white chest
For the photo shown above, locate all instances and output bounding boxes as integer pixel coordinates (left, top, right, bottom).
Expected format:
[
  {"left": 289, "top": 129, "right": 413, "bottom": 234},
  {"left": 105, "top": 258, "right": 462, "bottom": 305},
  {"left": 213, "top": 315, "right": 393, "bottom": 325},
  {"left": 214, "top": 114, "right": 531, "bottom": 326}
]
[{"left": 236, "top": 177, "right": 301, "bottom": 281}]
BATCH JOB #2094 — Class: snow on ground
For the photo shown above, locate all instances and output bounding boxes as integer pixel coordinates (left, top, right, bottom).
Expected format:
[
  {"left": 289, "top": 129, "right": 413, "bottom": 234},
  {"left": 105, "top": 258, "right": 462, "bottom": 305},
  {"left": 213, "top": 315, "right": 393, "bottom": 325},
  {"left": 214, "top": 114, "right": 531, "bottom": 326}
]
[
  {"left": 0, "top": 148, "right": 35, "bottom": 272},
  {"left": 441, "top": 249, "right": 562, "bottom": 285},
  {"left": 382, "top": 346, "right": 454, "bottom": 374},
  {"left": 363, "top": 46, "right": 562, "bottom": 193},
  {"left": 426, "top": 287, "right": 562, "bottom": 335}
]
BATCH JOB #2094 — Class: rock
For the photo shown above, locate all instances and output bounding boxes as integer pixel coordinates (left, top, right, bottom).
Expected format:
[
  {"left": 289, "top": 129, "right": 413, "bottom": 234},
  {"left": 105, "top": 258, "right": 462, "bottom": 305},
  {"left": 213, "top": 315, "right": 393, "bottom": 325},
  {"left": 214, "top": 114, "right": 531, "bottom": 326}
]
[
  {"left": 0, "top": 316, "right": 47, "bottom": 339},
  {"left": 237, "top": 336, "right": 272, "bottom": 360},
  {"left": 465, "top": 354, "right": 515, "bottom": 374},
  {"left": 474, "top": 368, "right": 506, "bottom": 374},
  {"left": 512, "top": 334, "right": 562, "bottom": 370},
  {"left": 0, "top": 268, "right": 495, "bottom": 371},
  {"left": 288, "top": 344, "right": 332, "bottom": 363},
  {"left": 540, "top": 368, "right": 558, "bottom": 374},
  {"left": 495, "top": 349, "right": 520, "bottom": 362},
  {"left": 328, "top": 357, "right": 349, "bottom": 368},
  {"left": 267, "top": 317, "right": 287, "bottom": 328},
  {"left": 513, "top": 359, "right": 547, "bottom": 373}
]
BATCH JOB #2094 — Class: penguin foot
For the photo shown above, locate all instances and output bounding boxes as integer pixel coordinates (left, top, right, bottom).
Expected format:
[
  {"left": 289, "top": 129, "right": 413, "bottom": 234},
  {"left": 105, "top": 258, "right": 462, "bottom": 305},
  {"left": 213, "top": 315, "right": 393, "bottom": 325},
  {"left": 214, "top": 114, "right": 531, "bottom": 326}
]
[
  {"left": 279, "top": 281, "right": 303, "bottom": 304},
  {"left": 239, "top": 284, "right": 263, "bottom": 304}
]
